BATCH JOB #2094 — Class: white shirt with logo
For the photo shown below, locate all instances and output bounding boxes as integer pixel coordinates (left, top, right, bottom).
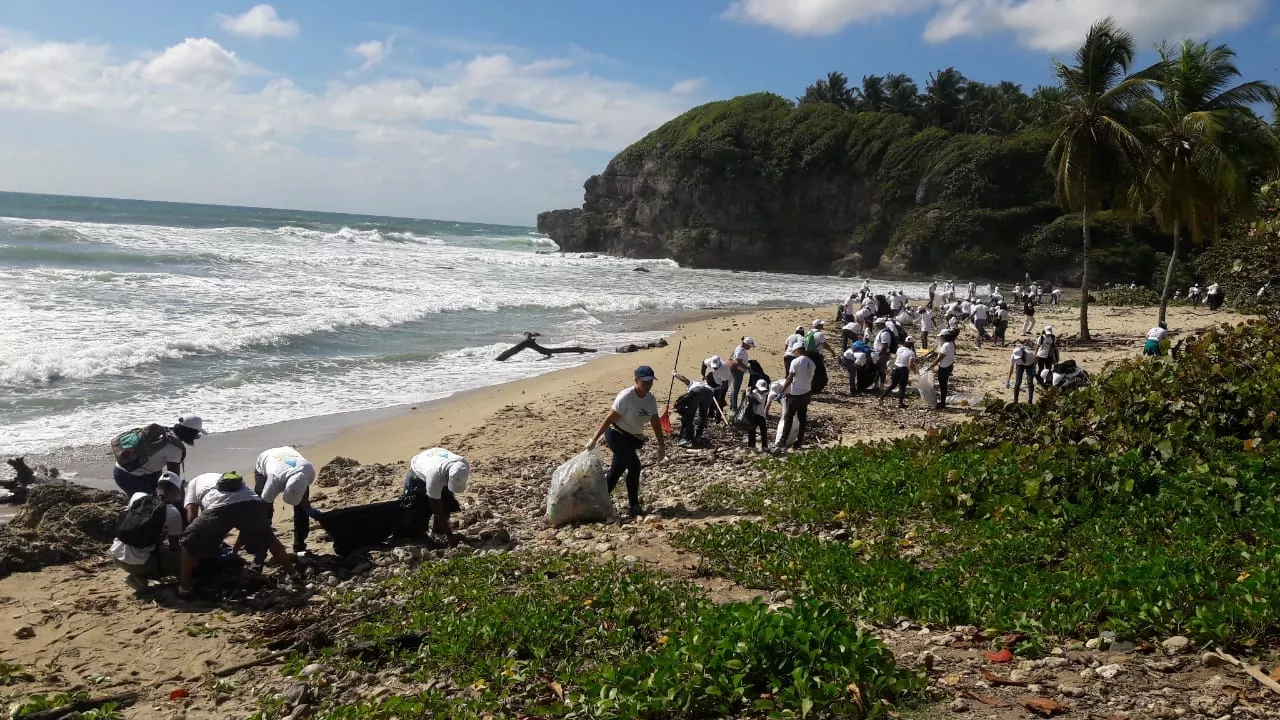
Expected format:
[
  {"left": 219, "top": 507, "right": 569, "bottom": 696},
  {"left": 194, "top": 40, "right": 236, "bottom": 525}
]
[
  {"left": 410, "top": 447, "right": 470, "bottom": 498},
  {"left": 611, "top": 386, "right": 659, "bottom": 438}
]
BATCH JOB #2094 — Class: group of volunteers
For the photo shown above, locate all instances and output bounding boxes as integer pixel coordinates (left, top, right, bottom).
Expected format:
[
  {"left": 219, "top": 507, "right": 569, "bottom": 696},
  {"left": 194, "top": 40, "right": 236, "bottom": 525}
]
[{"left": 107, "top": 415, "right": 470, "bottom": 598}]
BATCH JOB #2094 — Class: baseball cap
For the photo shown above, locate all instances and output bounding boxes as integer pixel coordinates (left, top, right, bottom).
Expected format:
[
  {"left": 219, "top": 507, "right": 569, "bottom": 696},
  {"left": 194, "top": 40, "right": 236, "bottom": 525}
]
[
  {"left": 1044, "top": 325, "right": 1055, "bottom": 335},
  {"left": 634, "top": 365, "right": 656, "bottom": 381},
  {"left": 447, "top": 459, "right": 470, "bottom": 494},
  {"left": 158, "top": 471, "right": 183, "bottom": 489},
  {"left": 813, "top": 319, "right": 825, "bottom": 327},
  {"left": 177, "top": 413, "right": 206, "bottom": 436},
  {"left": 706, "top": 355, "right": 723, "bottom": 370},
  {"left": 795, "top": 325, "right": 805, "bottom": 334},
  {"left": 755, "top": 379, "right": 768, "bottom": 392},
  {"left": 743, "top": 337, "right": 756, "bottom": 348},
  {"left": 905, "top": 335, "right": 915, "bottom": 344}
]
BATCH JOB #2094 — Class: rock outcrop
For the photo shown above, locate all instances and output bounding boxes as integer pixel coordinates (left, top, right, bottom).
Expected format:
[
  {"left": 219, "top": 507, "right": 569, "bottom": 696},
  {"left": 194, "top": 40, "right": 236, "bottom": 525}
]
[{"left": 538, "top": 93, "right": 1167, "bottom": 283}]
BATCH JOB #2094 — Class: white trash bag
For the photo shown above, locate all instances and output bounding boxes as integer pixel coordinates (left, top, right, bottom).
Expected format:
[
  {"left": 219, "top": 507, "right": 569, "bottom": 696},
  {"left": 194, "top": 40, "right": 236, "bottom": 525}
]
[
  {"left": 917, "top": 369, "right": 937, "bottom": 408},
  {"left": 771, "top": 392, "right": 800, "bottom": 448},
  {"left": 545, "top": 450, "right": 612, "bottom": 527}
]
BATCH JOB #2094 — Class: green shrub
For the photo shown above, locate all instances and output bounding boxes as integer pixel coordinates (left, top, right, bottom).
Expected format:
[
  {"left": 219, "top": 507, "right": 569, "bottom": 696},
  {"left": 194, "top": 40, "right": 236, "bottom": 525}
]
[{"left": 1094, "top": 286, "right": 1162, "bottom": 306}]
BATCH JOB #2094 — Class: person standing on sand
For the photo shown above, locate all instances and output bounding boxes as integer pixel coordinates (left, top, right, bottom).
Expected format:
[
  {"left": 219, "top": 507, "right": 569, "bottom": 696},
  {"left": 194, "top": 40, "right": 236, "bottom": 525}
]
[
  {"left": 672, "top": 372, "right": 719, "bottom": 447},
  {"left": 703, "top": 355, "right": 733, "bottom": 409},
  {"left": 1022, "top": 296, "right": 1036, "bottom": 335},
  {"left": 1206, "top": 282, "right": 1224, "bottom": 311},
  {"left": 972, "top": 300, "right": 989, "bottom": 348},
  {"left": 112, "top": 414, "right": 205, "bottom": 498},
  {"left": 860, "top": 279, "right": 872, "bottom": 301},
  {"left": 774, "top": 348, "right": 816, "bottom": 451},
  {"left": 404, "top": 447, "right": 470, "bottom": 545},
  {"left": 1051, "top": 287, "right": 1062, "bottom": 306},
  {"left": 993, "top": 303, "right": 1009, "bottom": 346},
  {"left": 588, "top": 366, "right": 666, "bottom": 517},
  {"left": 744, "top": 379, "right": 771, "bottom": 452},
  {"left": 872, "top": 319, "right": 894, "bottom": 391},
  {"left": 879, "top": 336, "right": 917, "bottom": 408},
  {"left": 783, "top": 326, "right": 805, "bottom": 375},
  {"left": 1006, "top": 342, "right": 1037, "bottom": 404},
  {"left": 928, "top": 330, "right": 957, "bottom": 409},
  {"left": 728, "top": 337, "right": 755, "bottom": 413},
  {"left": 1035, "top": 326, "right": 1058, "bottom": 386},
  {"left": 179, "top": 471, "right": 298, "bottom": 599},
  {"left": 251, "top": 447, "right": 322, "bottom": 565},
  {"left": 919, "top": 305, "right": 935, "bottom": 348},
  {"left": 928, "top": 281, "right": 938, "bottom": 305}
]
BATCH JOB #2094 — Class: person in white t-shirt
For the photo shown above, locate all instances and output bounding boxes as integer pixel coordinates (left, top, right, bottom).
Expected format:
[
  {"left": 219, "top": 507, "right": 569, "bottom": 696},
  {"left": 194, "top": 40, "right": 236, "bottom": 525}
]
[
  {"left": 728, "top": 337, "right": 755, "bottom": 413},
  {"left": 111, "top": 471, "right": 185, "bottom": 592},
  {"left": 405, "top": 447, "right": 471, "bottom": 543},
  {"left": 841, "top": 320, "right": 860, "bottom": 352},
  {"left": 1050, "top": 287, "right": 1062, "bottom": 306},
  {"left": 588, "top": 366, "right": 665, "bottom": 517},
  {"left": 703, "top": 354, "right": 733, "bottom": 409},
  {"left": 971, "top": 301, "right": 989, "bottom": 348},
  {"left": 1035, "top": 326, "right": 1058, "bottom": 385},
  {"left": 179, "top": 471, "right": 297, "bottom": 599},
  {"left": 1206, "top": 282, "right": 1224, "bottom": 310},
  {"left": 928, "top": 330, "right": 957, "bottom": 409},
  {"left": 872, "top": 319, "right": 895, "bottom": 391},
  {"left": 112, "top": 414, "right": 205, "bottom": 499},
  {"left": 253, "top": 447, "right": 322, "bottom": 559},
  {"left": 919, "top": 306, "right": 935, "bottom": 348},
  {"left": 1144, "top": 322, "right": 1168, "bottom": 356},
  {"left": 672, "top": 372, "right": 719, "bottom": 447},
  {"left": 775, "top": 351, "right": 816, "bottom": 450},
  {"left": 1006, "top": 342, "right": 1038, "bottom": 404},
  {"left": 783, "top": 326, "right": 806, "bottom": 375},
  {"left": 879, "top": 337, "right": 917, "bottom": 408}
]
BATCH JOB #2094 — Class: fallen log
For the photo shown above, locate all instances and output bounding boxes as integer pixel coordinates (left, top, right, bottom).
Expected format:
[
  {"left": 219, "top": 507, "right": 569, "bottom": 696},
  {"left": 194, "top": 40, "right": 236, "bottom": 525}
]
[{"left": 495, "top": 332, "right": 597, "bottom": 361}]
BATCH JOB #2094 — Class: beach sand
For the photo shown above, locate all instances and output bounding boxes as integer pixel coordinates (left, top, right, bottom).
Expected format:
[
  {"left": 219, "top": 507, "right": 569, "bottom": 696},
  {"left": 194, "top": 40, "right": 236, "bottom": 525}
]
[{"left": 0, "top": 302, "right": 1248, "bottom": 719}]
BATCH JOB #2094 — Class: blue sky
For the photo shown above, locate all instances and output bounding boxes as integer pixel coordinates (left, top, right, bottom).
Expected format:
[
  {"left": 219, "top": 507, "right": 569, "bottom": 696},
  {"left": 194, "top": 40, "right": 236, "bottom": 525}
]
[{"left": 0, "top": 1, "right": 1277, "bottom": 225}]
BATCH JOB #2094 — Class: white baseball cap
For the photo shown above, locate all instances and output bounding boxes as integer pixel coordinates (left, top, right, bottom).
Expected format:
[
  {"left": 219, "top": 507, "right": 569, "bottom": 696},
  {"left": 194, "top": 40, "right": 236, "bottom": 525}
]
[
  {"left": 1044, "top": 325, "right": 1055, "bottom": 335},
  {"left": 813, "top": 319, "right": 825, "bottom": 327},
  {"left": 707, "top": 355, "right": 723, "bottom": 370},
  {"left": 755, "top": 379, "right": 768, "bottom": 392},
  {"left": 177, "top": 414, "right": 206, "bottom": 436},
  {"left": 447, "top": 459, "right": 471, "bottom": 494},
  {"left": 158, "top": 471, "right": 183, "bottom": 489},
  {"left": 743, "top": 337, "right": 756, "bottom": 348}
]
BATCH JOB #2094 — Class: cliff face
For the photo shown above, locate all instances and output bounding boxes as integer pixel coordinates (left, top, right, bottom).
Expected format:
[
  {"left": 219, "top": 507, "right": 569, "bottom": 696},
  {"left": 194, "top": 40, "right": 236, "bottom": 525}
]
[{"left": 538, "top": 94, "right": 1172, "bottom": 283}]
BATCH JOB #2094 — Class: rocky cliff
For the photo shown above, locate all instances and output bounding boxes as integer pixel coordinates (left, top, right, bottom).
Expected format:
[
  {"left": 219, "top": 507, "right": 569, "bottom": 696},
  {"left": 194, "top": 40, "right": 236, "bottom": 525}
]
[{"left": 538, "top": 93, "right": 1167, "bottom": 283}]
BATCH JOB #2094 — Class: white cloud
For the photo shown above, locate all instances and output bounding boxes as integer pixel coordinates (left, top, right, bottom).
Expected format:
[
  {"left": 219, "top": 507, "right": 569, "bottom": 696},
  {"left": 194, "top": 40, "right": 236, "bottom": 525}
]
[
  {"left": 0, "top": 29, "right": 695, "bottom": 223},
  {"left": 141, "top": 38, "right": 243, "bottom": 86},
  {"left": 724, "top": 0, "right": 1264, "bottom": 50},
  {"left": 671, "top": 77, "right": 708, "bottom": 96},
  {"left": 350, "top": 38, "right": 392, "bottom": 71},
  {"left": 217, "top": 4, "right": 299, "bottom": 39}
]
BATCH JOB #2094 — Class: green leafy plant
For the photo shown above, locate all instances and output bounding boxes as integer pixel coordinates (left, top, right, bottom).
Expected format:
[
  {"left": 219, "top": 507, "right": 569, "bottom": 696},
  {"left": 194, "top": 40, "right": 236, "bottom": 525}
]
[{"left": 0, "top": 660, "right": 33, "bottom": 686}]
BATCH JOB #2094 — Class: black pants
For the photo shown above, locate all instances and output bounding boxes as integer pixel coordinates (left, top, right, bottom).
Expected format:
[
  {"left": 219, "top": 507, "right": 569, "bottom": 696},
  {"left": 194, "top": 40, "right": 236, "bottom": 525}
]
[
  {"left": 114, "top": 466, "right": 160, "bottom": 498},
  {"left": 842, "top": 328, "right": 858, "bottom": 351},
  {"left": 842, "top": 360, "right": 859, "bottom": 395},
  {"left": 1036, "top": 356, "right": 1053, "bottom": 386},
  {"left": 745, "top": 415, "right": 768, "bottom": 451},
  {"left": 253, "top": 471, "right": 318, "bottom": 560},
  {"left": 874, "top": 354, "right": 889, "bottom": 391},
  {"left": 783, "top": 355, "right": 795, "bottom": 376},
  {"left": 1014, "top": 364, "right": 1036, "bottom": 403},
  {"left": 882, "top": 366, "right": 909, "bottom": 405},
  {"left": 994, "top": 321, "right": 1008, "bottom": 344},
  {"left": 604, "top": 428, "right": 644, "bottom": 507},
  {"left": 678, "top": 395, "right": 715, "bottom": 443},
  {"left": 937, "top": 366, "right": 953, "bottom": 408},
  {"left": 778, "top": 393, "right": 811, "bottom": 448}
]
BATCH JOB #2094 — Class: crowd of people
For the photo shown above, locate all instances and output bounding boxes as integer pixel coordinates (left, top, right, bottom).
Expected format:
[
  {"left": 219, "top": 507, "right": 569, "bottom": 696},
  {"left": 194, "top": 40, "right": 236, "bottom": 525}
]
[{"left": 107, "top": 418, "right": 470, "bottom": 598}]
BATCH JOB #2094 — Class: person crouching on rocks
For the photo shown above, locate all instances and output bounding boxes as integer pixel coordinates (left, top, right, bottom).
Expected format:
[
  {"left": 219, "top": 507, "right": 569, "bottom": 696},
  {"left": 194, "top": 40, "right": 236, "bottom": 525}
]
[
  {"left": 404, "top": 448, "right": 471, "bottom": 546},
  {"left": 110, "top": 470, "right": 184, "bottom": 593},
  {"left": 179, "top": 471, "right": 298, "bottom": 600},
  {"left": 588, "top": 366, "right": 666, "bottom": 518},
  {"left": 672, "top": 372, "right": 719, "bottom": 447},
  {"left": 112, "top": 414, "right": 206, "bottom": 498},
  {"left": 743, "top": 379, "right": 771, "bottom": 452}
]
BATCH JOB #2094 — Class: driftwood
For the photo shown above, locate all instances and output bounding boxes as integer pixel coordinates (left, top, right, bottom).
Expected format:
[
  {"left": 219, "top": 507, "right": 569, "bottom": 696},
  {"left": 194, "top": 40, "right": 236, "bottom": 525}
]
[
  {"left": 495, "top": 332, "right": 597, "bottom": 362},
  {"left": 18, "top": 691, "right": 139, "bottom": 719},
  {"left": 1210, "top": 649, "right": 1280, "bottom": 696}
]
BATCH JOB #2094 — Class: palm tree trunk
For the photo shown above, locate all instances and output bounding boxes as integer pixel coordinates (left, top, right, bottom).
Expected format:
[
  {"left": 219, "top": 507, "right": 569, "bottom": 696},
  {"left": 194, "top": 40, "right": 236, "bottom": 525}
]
[
  {"left": 1158, "top": 220, "right": 1180, "bottom": 325},
  {"left": 1079, "top": 203, "right": 1092, "bottom": 342}
]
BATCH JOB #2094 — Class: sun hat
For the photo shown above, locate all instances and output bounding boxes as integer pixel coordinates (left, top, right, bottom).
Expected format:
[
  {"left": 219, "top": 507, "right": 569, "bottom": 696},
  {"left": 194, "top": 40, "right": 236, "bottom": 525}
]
[
  {"left": 177, "top": 414, "right": 206, "bottom": 436},
  {"left": 634, "top": 365, "right": 656, "bottom": 381}
]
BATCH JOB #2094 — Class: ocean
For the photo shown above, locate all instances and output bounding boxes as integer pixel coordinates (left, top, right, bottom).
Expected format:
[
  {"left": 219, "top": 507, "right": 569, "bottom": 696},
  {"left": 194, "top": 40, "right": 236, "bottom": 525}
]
[{"left": 0, "top": 191, "right": 885, "bottom": 457}]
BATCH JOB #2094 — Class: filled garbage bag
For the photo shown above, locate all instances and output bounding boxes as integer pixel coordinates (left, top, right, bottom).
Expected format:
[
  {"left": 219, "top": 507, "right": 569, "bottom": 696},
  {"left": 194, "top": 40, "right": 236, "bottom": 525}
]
[
  {"left": 545, "top": 450, "right": 612, "bottom": 527},
  {"left": 918, "top": 369, "right": 937, "bottom": 408}
]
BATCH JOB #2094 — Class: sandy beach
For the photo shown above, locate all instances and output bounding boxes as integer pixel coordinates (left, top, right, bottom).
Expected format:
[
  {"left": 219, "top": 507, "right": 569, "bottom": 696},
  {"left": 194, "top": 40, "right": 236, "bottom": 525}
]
[{"left": 0, "top": 301, "right": 1250, "bottom": 719}]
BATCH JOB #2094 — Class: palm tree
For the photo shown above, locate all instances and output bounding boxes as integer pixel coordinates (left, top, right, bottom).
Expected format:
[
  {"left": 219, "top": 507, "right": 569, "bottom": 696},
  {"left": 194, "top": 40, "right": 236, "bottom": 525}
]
[
  {"left": 1046, "top": 18, "right": 1156, "bottom": 341},
  {"left": 857, "top": 75, "right": 888, "bottom": 113},
  {"left": 1135, "top": 40, "right": 1280, "bottom": 324},
  {"left": 925, "top": 67, "right": 968, "bottom": 130},
  {"left": 799, "top": 71, "right": 856, "bottom": 111},
  {"left": 883, "top": 73, "right": 921, "bottom": 117},
  {"left": 1029, "top": 85, "right": 1069, "bottom": 128}
]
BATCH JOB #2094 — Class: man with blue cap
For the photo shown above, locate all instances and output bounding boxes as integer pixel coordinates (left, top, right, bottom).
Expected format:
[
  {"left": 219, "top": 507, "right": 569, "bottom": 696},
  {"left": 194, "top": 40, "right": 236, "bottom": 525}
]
[{"left": 588, "top": 365, "right": 666, "bottom": 517}]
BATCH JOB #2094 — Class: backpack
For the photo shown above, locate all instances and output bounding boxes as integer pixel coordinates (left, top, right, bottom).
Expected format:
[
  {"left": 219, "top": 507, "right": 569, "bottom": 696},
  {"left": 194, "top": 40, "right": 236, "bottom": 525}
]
[
  {"left": 111, "top": 424, "right": 173, "bottom": 472},
  {"left": 804, "top": 330, "right": 821, "bottom": 353},
  {"left": 115, "top": 495, "right": 168, "bottom": 548}
]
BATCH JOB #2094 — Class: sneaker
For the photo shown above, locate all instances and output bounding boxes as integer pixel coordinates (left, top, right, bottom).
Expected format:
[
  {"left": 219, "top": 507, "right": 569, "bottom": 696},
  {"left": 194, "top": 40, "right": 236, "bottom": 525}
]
[{"left": 124, "top": 574, "right": 148, "bottom": 593}]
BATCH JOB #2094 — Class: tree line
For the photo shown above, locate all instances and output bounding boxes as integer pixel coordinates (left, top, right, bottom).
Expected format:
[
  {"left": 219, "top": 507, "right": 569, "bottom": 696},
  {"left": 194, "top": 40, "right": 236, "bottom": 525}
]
[{"left": 798, "top": 18, "right": 1280, "bottom": 340}]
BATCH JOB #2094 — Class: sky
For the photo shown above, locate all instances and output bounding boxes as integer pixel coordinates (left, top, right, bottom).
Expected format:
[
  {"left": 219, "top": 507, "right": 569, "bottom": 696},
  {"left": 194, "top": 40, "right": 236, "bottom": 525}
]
[{"left": 0, "top": 1, "right": 1277, "bottom": 226}]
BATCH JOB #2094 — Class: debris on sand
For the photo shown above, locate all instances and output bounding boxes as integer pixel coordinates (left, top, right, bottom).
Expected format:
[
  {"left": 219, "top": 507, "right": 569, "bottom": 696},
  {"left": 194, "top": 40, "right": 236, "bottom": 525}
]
[{"left": 0, "top": 483, "right": 122, "bottom": 578}]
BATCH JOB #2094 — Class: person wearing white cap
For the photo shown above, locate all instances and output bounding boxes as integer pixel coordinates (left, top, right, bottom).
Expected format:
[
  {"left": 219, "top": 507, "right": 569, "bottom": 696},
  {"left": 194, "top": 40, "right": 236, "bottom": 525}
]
[
  {"left": 702, "top": 354, "right": 733, "bottom": 409},
  {"left": 405, "top": 447, "right": 471, "bottom": 543},
  {"left": 110, "top": 413, "right": 206, "bottom": 500},
  {"left": 804, "top": 319, "right": 835, "bottom": 394},
  {"left": 250, "top": 447, "right": 323, "bottom": 566},
  {"left": 1035, "top": 325, "right": 1058, "bottom": 386},
  {"left": 743, "top": 378, "right": 772, "bottom": 452},
  {"left": 110, "top": 470, "right": 185, "bottom": 592},
  {"left": 783, "top": 325, "right": 806, "bottom": 375},
  {"left": 872, "top": 318, "right": 894, "bottom": 391},
  {"left": 1007, "top": 341, "right": 1038, "bottom": 403},
  {"left": 879, "top": 336, "right": 917, "bottom": 408},
  {"left": 728, "top": 336, "right": 756, "bottom": 413}
]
